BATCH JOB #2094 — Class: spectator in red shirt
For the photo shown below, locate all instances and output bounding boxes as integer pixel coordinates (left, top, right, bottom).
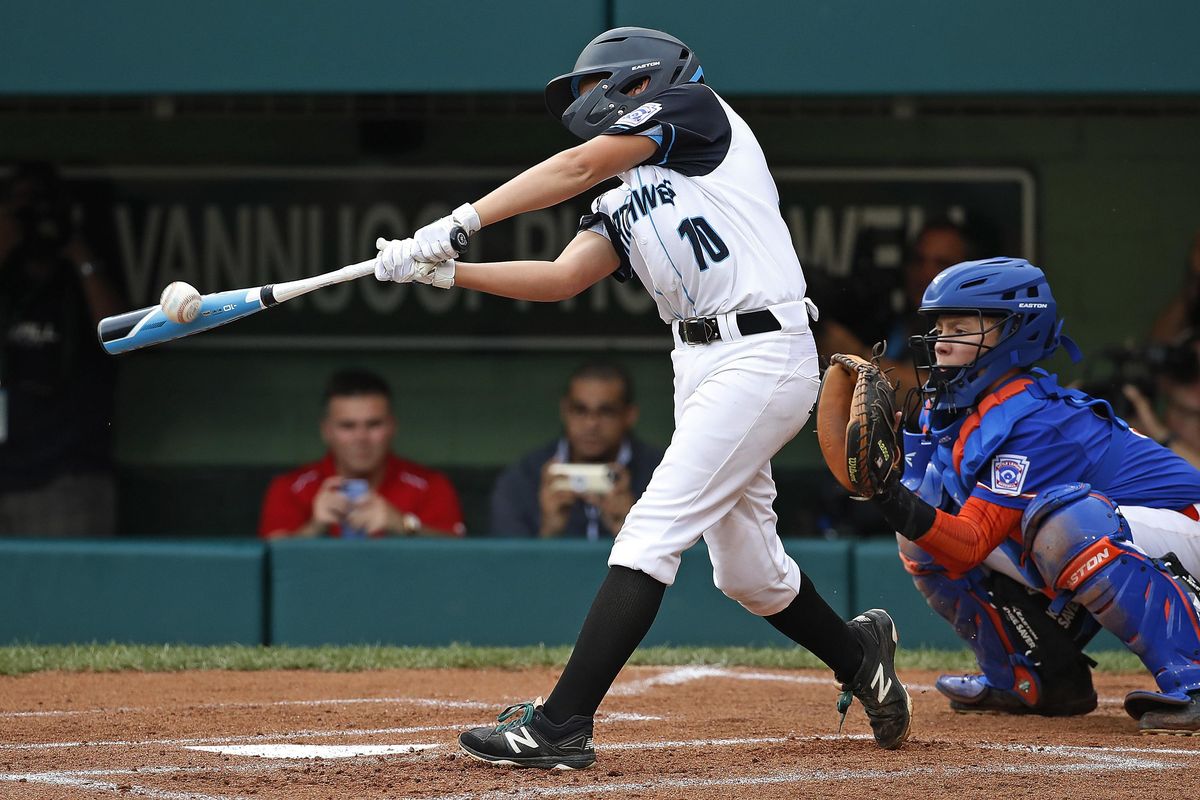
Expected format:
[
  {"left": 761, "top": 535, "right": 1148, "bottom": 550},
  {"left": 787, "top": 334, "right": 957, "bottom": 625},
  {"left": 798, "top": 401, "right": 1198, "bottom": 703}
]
[{"left": 259, "top": 369, "right": 465, "bottom": 539}]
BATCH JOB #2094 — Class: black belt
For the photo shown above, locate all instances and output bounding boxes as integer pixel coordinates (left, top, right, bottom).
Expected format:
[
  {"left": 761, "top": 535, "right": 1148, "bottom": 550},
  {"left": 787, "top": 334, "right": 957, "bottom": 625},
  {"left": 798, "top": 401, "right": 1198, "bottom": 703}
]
[{"left": 677, "top": 309, "right": 781, "bottom": 345}]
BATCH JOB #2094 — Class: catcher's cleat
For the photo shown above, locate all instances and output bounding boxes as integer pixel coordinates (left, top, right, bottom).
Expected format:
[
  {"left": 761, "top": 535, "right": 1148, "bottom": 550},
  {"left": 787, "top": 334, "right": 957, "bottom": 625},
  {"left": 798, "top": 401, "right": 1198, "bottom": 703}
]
[
  {"left": 937, "top": 673, "right": 1097, "bottom": 717},
  {"left": 459, "top": 697, "right": 595, "bottom": 770},
  {"left": 837, "top": 609, "right": 912, "bottom": 750},
  {"left": 1126, "top": 690, "right": 1200, "bottom": 736}
]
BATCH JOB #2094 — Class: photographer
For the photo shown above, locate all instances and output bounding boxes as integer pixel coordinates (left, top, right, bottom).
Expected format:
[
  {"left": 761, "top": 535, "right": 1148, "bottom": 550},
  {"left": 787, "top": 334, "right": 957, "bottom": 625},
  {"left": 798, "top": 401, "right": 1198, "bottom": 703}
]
[
  {"left": 1123, "top": 375, "right": 1200, "bottom": 470},
  {"left": 488, "top": 362, "right": 663, "bottom": 539},
  {"left": 0, "top": 163, "right": 124, "bottom": 537}
]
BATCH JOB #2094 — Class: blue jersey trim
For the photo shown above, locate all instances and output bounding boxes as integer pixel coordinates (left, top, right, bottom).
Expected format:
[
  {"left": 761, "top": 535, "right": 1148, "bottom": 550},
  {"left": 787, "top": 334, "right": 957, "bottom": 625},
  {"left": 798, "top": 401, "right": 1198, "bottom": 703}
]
[{"left": 656, "top": 123, "right": 677, "bottom": 166}]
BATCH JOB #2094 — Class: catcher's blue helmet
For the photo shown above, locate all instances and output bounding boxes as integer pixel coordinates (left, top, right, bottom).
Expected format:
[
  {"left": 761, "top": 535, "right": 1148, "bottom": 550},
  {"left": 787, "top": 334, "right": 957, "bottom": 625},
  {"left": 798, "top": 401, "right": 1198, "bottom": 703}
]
[
  {"left": 911, "top": 257, "right": 1081, "bottom": 411},
  {"left": 545, "top": 27, "right": 703, "bottom": 140}
]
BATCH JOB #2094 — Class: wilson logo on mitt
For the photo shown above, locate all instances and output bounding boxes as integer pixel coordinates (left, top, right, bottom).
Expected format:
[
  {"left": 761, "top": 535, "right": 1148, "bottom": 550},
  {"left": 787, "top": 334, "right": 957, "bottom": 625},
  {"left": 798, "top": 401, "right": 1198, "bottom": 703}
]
[{"left": 815, "top": 352, "right": 903, "bottom": 498}]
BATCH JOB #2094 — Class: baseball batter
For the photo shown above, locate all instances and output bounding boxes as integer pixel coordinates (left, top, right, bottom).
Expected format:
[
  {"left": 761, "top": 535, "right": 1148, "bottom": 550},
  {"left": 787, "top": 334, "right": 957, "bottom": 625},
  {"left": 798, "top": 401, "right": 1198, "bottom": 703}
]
[{"left": 374, "top": 27, "right": 911, "bottom": 768}]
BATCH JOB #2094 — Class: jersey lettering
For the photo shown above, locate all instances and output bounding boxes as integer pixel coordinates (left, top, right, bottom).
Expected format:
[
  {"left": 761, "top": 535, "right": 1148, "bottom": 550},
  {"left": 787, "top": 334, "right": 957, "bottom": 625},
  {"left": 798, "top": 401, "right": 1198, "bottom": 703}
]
[{"left": 611, "top": 179, "right": 677, "bottom": 241}]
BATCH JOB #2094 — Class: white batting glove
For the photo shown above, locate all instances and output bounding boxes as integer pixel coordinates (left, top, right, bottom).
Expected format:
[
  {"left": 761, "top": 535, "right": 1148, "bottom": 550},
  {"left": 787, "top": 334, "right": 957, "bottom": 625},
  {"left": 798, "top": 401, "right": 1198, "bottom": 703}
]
[
  {"left": 374, "top": 237, "right": 421, "bottom": 283},
  {"left": 412, "top": 259, "right": 456, "bottom": 289},
  {"left": 412, "top": 203, "right": 480, "bottom": 263}
]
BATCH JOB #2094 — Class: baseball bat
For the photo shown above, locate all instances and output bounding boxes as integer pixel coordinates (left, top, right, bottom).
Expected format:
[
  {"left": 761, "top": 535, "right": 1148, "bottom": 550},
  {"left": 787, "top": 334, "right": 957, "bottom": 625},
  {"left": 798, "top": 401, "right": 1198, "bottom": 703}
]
[{"left": 97, "top": 226, "right": 467, "bottom": 355}]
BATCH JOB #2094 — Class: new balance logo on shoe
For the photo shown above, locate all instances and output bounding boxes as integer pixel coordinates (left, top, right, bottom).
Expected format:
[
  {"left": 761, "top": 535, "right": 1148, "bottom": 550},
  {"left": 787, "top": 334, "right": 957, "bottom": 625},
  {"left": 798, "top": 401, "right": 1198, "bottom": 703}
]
[
  {"left": 871, "top": 662, "right": 893, "bottom": 704},
  {"left": 504, "top": 726, "right": 538, "bottom": 753}
]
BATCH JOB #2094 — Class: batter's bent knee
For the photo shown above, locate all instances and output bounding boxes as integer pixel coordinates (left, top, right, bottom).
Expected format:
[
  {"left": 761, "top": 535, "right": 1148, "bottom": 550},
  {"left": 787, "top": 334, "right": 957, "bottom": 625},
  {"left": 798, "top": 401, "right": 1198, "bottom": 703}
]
[{"left": 711, "top": 564, "right": 799, "bottom": 617}]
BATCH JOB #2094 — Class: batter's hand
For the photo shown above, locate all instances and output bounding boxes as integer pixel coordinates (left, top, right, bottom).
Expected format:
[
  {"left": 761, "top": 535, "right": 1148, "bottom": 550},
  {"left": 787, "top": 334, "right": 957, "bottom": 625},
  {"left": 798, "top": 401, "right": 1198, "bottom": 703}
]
[
  {"left": 412, "top": 203, "right": 480, "bottom": 262},
  {"left": 374, "top": 237, "right": 422, "bottom": 283}
]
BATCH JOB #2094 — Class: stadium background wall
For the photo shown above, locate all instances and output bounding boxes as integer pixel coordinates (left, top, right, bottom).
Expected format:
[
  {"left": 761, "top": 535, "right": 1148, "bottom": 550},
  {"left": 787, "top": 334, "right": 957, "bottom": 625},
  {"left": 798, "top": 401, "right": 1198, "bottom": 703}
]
[
  {"left": 0, "top": 3, "right": 1197, "bottom": 549},
  {"left": 1, "top": 538, "right": 1120, "bottom": 650}
]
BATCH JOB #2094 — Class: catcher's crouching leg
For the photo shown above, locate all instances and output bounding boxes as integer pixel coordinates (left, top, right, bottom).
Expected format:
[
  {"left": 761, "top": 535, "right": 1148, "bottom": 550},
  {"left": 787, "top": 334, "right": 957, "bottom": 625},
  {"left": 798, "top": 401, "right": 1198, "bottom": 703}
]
[
  {"left": 1024, "top": 483, "right": 1200, "bottom": 733},
  {"left": 897, "top": 536, "right": 1098, "bottom": 716}
]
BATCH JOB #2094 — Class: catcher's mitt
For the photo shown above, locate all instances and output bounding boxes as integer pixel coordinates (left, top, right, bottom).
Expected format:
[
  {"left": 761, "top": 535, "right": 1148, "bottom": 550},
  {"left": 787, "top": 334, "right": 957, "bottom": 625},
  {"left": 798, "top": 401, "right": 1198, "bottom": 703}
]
[{"left": 815, "top": 352, "right": 903, "bottom": 498}]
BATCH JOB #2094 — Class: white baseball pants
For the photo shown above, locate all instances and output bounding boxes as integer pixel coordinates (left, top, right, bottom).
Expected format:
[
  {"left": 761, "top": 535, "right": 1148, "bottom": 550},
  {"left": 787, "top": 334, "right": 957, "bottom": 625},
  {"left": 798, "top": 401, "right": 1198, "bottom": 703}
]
[{"left": 609, "top": 325, "right": 820, "bottom": 616}]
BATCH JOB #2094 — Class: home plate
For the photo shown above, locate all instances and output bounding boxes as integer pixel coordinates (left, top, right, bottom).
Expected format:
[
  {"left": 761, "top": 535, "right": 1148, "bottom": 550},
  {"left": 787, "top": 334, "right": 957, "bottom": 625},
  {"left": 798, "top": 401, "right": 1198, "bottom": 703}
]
[{"left": 186, "top": 744, "right": 440, "bottom": 759}]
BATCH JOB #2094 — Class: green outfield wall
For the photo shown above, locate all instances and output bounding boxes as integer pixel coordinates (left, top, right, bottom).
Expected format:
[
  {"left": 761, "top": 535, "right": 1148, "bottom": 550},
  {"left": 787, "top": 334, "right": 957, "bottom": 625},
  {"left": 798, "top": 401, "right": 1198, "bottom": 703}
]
[
  {"left": 0, "top": 539, "right": 1123, "bottom": 650},
  {"left": 2, "top": 1, "right": 1198, "bottom": 94}
]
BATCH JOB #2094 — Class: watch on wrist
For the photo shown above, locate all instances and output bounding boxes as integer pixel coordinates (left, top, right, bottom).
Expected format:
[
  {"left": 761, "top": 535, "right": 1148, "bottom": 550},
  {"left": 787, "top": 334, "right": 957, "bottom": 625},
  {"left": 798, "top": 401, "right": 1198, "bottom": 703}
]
[{"left": 78, "top": 261, "right": 97, "bottom": 278}]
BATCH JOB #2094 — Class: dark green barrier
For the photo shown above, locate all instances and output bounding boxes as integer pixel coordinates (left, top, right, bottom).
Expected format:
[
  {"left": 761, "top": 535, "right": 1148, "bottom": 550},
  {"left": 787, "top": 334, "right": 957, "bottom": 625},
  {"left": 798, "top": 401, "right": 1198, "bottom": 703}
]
[
  {"left": 852, "top": 539, "right": 965, "bottom": 650},
  {"left": 0, "top": 540, "right": 265, "bottom": 645},
  {"left": 268, "top": 539, "right": 852, "bottom": 647}
]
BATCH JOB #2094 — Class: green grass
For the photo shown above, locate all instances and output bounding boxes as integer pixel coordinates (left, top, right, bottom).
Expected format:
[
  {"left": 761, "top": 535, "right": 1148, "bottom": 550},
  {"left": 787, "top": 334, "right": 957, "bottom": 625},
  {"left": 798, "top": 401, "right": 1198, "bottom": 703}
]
[{"left": 0, "top": 643, "right": 1145, "bottom": 676}]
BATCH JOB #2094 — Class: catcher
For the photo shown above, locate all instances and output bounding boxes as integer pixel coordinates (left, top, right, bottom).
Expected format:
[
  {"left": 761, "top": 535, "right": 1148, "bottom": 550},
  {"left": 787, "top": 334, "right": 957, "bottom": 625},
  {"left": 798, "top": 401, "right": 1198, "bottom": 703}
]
[{"left": 819, "top": 257, "right": 1200, "bottom": 733}]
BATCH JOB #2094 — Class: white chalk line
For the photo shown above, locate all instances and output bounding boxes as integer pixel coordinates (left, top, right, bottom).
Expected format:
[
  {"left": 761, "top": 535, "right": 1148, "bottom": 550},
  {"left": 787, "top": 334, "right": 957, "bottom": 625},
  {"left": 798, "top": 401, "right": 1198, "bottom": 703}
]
[
  {"left": 610, "top": 665, "right": 1152, "bottom": 707},
  {"left": 0, "top": 769, "right": 244, "bottom": 800},
  {"left": 0, "top": 711, "right": 659, "bottom": 752},
  {"left": 185, "top": 743, "right": 439, "bottom": 759},
  {"left": 397, "top": 739, "right": 1200, "bottom": 800},
  {"left": 4, "top": 734, "right": 1199, "bottom": 800},
  {"left": 0, "top": 695, "right": 494, "bottom": 719},
  {"left": 0, "top": 666, "right": 1137, "bottom": 720},
  {"left": 0, "top": 724, "right": 463, "bottom": 751},
  {"left": 0, "top": 695, "right": 662, "bottom": 721}
]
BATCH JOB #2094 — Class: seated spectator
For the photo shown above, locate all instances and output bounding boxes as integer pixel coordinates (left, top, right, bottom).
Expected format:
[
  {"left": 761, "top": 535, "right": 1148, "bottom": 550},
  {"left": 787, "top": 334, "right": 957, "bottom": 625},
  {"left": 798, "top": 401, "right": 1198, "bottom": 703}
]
[
  {"left": 489, "top": 362, "right": 663, "bottom": 539},
  {"left": 259, "top": 369, "right": 464, "bottom": 539},
  {"left": 0, "top": 162, "right": 125, "bottom": 538}
]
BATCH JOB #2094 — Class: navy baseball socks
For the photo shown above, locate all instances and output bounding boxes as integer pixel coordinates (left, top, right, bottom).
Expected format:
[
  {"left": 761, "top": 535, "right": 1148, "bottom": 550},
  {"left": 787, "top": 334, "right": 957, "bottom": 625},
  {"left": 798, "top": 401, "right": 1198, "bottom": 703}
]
[
  {"left": 766, "top": 572, "right": 911, "bottom": 750},
  {"left": 458, "top": 565, "right": 666, "bottom": 769}
]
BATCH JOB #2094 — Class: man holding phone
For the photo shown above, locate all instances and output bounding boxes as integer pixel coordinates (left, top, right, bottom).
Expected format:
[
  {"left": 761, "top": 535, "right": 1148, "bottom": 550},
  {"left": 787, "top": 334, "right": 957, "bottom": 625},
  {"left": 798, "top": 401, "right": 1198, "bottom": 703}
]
[
  {"left": 489, "top": 362, "right": 664, "bottom": 540},
  {"left": 259, "top": 369, "right": 465, "bottom": 539}
]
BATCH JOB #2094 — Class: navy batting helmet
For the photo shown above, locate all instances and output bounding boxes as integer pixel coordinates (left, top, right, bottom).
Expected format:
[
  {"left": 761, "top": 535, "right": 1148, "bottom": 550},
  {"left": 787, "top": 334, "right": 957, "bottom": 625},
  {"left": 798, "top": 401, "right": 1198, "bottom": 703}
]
[{"left": 545, "top": 27, "right": 703, "bottom": 140}]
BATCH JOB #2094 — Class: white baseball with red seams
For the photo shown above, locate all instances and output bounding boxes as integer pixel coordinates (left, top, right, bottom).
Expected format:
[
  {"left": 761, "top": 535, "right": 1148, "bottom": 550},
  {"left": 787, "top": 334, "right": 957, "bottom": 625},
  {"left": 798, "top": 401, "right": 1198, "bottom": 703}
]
[{"left": 159, "top": 281, "right": 202, "bottom": 324}]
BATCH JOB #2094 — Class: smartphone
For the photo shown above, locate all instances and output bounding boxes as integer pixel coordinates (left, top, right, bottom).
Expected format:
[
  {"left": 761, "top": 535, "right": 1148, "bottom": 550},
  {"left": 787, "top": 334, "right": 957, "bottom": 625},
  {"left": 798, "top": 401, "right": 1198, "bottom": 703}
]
[
  {"left": 339, "top": 479, "right": 369, "bottom": 538},
  {"left": 548, "top": 463, "right": 615, "bottom": 495}
]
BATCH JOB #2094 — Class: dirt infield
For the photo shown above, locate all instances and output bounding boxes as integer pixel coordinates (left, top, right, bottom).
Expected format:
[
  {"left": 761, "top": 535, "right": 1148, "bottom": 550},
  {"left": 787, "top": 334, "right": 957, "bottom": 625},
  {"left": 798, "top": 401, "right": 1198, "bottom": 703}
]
[{"left": 1, "top": 666, "right": 1197, "bottom": 799}]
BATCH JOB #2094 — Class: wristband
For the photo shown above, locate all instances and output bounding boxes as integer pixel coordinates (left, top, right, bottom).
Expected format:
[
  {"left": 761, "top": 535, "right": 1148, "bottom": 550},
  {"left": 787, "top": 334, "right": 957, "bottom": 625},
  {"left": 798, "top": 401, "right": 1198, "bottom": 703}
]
[{"left": 871, "top": 483, "right": 937, "bottom": 541}]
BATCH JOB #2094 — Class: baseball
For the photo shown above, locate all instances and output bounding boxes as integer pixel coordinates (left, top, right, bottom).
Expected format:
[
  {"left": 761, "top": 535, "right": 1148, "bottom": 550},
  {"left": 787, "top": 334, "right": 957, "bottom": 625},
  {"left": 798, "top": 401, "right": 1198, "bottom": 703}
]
[{"left": 160, "top": 281, "right": 202, "bottom": 324}]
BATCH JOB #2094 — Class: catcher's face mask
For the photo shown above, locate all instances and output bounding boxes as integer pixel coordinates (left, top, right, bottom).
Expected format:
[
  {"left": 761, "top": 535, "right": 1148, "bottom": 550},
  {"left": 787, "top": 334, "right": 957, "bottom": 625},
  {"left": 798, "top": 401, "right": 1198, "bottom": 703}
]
[{"left": 910, "top": 310, "right": 1016, "bottom": 408}]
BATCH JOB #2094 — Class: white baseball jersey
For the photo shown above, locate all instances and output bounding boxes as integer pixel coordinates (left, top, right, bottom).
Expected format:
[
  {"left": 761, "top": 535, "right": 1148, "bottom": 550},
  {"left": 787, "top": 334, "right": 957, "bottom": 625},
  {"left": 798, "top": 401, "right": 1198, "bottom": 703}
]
[{"left": 580, "top": 83, "right": 806, "bottom": 321}]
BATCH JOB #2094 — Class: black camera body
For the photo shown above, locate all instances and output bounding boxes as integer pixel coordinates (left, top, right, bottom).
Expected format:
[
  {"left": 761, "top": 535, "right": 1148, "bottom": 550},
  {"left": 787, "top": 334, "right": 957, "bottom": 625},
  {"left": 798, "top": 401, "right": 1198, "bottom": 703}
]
[{"left": 1077, "top": 342, "right": 1199, "bottom": 419}]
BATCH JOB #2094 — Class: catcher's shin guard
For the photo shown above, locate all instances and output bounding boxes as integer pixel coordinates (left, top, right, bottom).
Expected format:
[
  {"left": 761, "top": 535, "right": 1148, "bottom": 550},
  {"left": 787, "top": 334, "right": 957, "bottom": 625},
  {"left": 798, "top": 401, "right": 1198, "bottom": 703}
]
[
  {"left": 898, "top": 537, "right": 1097, "bottom": 714},
  {"left": 1024, "top": 484, "right": 1200, "bottom": 709}
]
